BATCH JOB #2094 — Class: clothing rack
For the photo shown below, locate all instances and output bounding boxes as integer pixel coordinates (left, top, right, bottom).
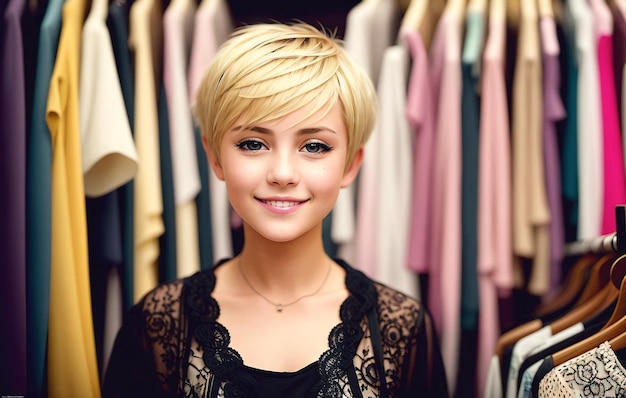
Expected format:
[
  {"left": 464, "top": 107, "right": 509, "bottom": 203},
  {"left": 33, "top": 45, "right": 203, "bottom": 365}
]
[{"left": 563, "top": 205, "right": 626, "bottom": 256}]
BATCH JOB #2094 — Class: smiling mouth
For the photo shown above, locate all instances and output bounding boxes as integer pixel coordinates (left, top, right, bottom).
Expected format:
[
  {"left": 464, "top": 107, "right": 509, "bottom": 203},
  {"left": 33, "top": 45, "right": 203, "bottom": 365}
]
[{"left": 259, "top": 199, "right": 306, "bottom": 208}]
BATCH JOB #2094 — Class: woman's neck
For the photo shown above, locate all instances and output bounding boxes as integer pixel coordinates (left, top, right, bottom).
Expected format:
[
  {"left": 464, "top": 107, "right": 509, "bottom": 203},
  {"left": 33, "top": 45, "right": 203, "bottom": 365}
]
[{"left": 236, "top": 225, "right": 332, "bottom": 294}]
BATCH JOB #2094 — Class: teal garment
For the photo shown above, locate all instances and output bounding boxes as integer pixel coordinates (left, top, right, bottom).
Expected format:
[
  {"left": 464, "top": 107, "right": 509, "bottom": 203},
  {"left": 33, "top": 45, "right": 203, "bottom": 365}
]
[
  {"left": 462, "top": 10, "right": 484, "bottom": 76},
  {"left": 108, "top": 0, "right": 135, "bottom": 311},
  {"left": 194, "top": 126, "right": 214, "bottom": 269},
  {"left": 158, "top": 81, "right": 178, "bottom": 283},
  {"left": 26, "top": 0, "right": 63, "bottom": 394},
  {"left": 459, "top": 10, "right": 483, "bottom": 331},
  {"left": 86, "top": 192, "right": 123, "bottom": 378},
  {"left": 323, "top": 212, "right": 337, "bottom": 258},
  {"left": 561, "top": 5, "right": 579, "bottom": 239}
]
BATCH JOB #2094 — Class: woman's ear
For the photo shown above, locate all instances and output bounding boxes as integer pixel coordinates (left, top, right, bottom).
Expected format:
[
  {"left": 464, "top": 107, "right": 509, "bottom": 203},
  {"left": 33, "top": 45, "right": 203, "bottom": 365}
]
[
  {"left": 201, "top": 133, "right": 225, "bottom": 181},
  {"left": 340, "top": 145, "right": 364, "bottom": 188}
]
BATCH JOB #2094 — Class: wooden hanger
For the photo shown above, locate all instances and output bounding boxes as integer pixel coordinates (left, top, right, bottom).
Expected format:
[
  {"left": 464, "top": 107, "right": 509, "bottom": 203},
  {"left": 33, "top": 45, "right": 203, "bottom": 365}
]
[
  {"left": 601, "top": 254, "right": 626, "bottom": 328},
  {"left": 552, "top": 312, "right": 622, "bottom": 366},
  {"left": 608, "top": 297, "right": 626, "bottom": 350},
  {"left": 447, "top": 0, "right": 467, "bottom": 16},
  {"left": 547, "top": 254, "right": 617, "bottom": 333},
  {"left": 537, "top": 0, "right": 554, "bottom": 18},
  {"left": 547, "top": 207, "right": 626, "bottom": 365},
  {"left": 494, "top": 254, "right": 614, "bottom": 358},
  {"left": 608, "top": 328, "right": 626, "bottom": 351},
  {"left": 400, "top": 0, "right": 427, "bottom": 31},
  {"left": 532, "top": 254, "right": 599, "bottom": 318},
  {"left": 467, "top": 0, "right": 487, "bottom": 13},
  {"left": 573, "top": 253, "right": 616, "bottom": 306},
  {"left": 399, "top": 0, "right": 428, "bottom": 45},
  {"left": 399, "top": 0, "right": 444, "bottom": 50},
  {"left": 495, "top": 319, "right": 543, "bottom": 358},
  {"left": 611, "top": 251, "right": 626, "bottom": 290},
  {"left": 549, "top": 255, "right": 626, "bottom": 366},
  {"left": 549, "top": 280, "right": 618, "bottom": 335},
  {"left": 507, "top": 0, "right": 520, "bottom": 29},
  {"left": 490, "top": 0, "right": 506, "bottom": 20},
  {"left": 397, "top": 0, "right": 411, "bottom": 13}
]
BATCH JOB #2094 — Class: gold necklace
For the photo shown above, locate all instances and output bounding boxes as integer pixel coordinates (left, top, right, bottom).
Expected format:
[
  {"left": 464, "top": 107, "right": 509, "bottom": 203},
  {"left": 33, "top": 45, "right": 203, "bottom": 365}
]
[{"left": 238, "top": 258, "right": 332, "bottom": 312}]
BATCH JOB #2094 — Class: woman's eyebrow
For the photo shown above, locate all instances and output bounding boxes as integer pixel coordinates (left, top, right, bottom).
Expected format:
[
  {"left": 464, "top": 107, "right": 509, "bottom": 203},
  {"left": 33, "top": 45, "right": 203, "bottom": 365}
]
[{"left": 230, "top": 125, "right": 337, "bottom": 135}]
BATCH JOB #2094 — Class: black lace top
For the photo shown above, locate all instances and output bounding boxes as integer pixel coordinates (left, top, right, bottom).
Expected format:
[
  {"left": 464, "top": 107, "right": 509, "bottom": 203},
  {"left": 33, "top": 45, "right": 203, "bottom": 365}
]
[{"left": 103, "top": 260, "right": 449, "bottom": 397}]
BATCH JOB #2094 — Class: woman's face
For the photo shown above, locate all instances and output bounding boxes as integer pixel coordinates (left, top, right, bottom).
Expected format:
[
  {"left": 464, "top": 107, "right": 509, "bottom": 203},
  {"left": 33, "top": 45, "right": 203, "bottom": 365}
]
[{"left": 206, "top": 102, "right": 362, "bottom": 244}]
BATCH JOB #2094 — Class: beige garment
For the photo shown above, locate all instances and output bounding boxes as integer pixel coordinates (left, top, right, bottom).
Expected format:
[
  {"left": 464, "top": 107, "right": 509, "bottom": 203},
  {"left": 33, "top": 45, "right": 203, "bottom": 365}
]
[
  {"left": 78, "top": 0, "right": 137, "bottom": 374},
  {"left": 79, "top": 0, "right": 138, "bottom": 198},
  {"left": 511, "top": 0, "right": 551, "bottom": 294},
  {"left": 129, "top": 0, "right": 165, "bottom": 302}
]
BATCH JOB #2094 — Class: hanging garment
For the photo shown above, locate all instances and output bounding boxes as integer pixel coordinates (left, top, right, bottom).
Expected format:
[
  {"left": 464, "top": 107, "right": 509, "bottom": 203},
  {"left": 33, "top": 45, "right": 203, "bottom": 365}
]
[
  {"left": 538, "top": 341, "right": 626, "bottom": 396},
  {"left": 45, "top": 0, "right": 102, "bottom": 393},
  {"left": 129, "top": 0, "right": 165, "bottom": 301}
]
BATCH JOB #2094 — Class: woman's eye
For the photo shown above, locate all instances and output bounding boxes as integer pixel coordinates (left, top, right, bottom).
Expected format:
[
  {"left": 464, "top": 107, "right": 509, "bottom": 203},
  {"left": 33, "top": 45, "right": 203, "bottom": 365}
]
[
  {"left": 302, "top": 142, "right": 333, "bottom": 154},
  {"left": 236, "top": 140, "right": 266, "bottom": 151}
]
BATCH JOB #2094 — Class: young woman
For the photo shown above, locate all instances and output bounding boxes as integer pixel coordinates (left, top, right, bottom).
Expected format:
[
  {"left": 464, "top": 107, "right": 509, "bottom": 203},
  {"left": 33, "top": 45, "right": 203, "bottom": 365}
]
[{"left": 103, "top": 22, "right": 448, "bottom": 397}]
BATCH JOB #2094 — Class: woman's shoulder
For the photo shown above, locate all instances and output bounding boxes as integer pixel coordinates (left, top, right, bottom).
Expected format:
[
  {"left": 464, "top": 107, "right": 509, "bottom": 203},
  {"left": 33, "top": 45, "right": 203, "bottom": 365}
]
[
  {"left": 372, "top": 282, "right": 422, "bottom": 311},
  {"left": 339, "top": 259, "right": 425, "bottom": 328},
  {"left": 135, "top": 266, "right": 217, "bottom": 315},
  {"left": 131, "top": 279, "right": 186, "bottom": 323},
  {"left": 372, "top": 282, "right": 426, "bottom": 329}
]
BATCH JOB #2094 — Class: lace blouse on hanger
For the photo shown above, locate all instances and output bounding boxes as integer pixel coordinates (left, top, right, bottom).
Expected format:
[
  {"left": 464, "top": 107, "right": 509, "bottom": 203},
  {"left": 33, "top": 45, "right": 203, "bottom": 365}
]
[
  {"left": 102, "top": 259, "right": 449, "bottom": 397},
  {"left": 538, "top": 341, "right": 626, "bottom": 397}
]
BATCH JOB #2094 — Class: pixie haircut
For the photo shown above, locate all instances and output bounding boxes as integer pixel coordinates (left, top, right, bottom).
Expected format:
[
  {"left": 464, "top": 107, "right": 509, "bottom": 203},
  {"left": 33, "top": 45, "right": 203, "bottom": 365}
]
[{"left": 193, "top": 22, "right": 377, "bottom": 167}]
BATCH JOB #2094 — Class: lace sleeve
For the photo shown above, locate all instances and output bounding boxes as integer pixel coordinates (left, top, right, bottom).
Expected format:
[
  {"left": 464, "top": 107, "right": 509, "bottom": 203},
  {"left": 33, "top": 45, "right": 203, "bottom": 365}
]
[
  {"left": 403, "top": 304, "right": 448, "bottom": 397},
  {"left": 102, "top": 281, "right": 185, "bottom": 397},
  {"left": 372, "top": 284, "right": 449, "bottom": 398}
]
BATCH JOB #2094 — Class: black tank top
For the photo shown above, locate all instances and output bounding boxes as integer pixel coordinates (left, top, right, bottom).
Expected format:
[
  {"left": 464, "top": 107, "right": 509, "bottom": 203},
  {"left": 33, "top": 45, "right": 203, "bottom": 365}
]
[{"left": 242, "top": 361, "right": 320, "bottom": 397}]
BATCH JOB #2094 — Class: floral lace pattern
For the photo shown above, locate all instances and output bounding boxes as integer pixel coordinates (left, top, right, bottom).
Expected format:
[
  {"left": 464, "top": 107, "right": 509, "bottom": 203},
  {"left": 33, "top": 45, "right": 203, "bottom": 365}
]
[
  {"left": 110, "top": 259, "right": 443, "bottom": 397},
  {"left": 539, "top": 341, "right": 626, "bottom": 398}
]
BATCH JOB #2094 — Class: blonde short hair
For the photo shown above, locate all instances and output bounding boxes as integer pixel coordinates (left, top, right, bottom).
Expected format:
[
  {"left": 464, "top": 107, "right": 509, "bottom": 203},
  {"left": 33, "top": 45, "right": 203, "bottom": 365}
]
[{"left": 193, "top": 22, "right": 377, "bottom": 167}]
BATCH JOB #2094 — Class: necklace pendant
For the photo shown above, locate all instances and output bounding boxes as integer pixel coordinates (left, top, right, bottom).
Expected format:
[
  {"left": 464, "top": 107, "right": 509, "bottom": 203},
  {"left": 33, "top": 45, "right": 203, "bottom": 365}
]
[{"left": 276, "top": 304, "right": 284, "bottom": 312}]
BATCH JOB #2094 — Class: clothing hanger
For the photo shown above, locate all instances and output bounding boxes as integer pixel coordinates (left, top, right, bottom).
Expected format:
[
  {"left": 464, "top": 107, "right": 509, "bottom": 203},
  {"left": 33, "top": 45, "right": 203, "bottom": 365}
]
[
  {"left": 572, "top": 253, "right": 616, "bottom": 306},
  {"left": 490, "top": 0, "right": 506, "bottom": 19},
  {"left": 400, "top": 0, "right": 427, "bottom": 32},
  {"left": 548, "top": 276, "right": 618, "bottom": 335},
  {"left": 549, "top": 207, "right": 626, "bottom": 365},
  {"left": 397, "top": 0, "right": 410, "bottom": 13},
  {"left": 547, "top": 253, "right": 618, "bottom": 334},
  {"left": 467, "top": 0, "right": 487, "bottom": 13},
  {"left": 399, "top": 0, "right": 429, "bottom": 45},
  {"left": 507, "top": 0, "right": 520, "bottom": 29},
  {"left": 601, "top": 254, "right": 626, "bottom": 328},
  {"left": 494, "top": 252, "right": 613, "bottom": 358},
  {"left": 608, "top": 327, "right": 626, "bottom": 351},
  {"left": 496, "top": 319, "right": 543, "bottom": 358},
  {"left": 537, "top": 0, "right": 554, "bottom": 18},
  {"left": 607, "top": 279, "right": 626, "bottom": 351},
  {"left": 399, "top": 0, "right": 444, "bottom": 50},
  {"left": 550, "top": 257, "right": 626, "bottom": 366},
  {"left": 531, "top": 254, "right": 599, "bottom": 318},
  {"left": 446, "top": 0, "right": 467, "bottom": 15}
]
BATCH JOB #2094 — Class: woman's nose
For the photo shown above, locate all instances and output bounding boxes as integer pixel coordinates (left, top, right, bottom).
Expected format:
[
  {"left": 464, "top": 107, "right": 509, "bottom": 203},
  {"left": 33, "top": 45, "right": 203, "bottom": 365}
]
[{"left": 267, "top": 151, "right": 299, "bottom": 187}]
